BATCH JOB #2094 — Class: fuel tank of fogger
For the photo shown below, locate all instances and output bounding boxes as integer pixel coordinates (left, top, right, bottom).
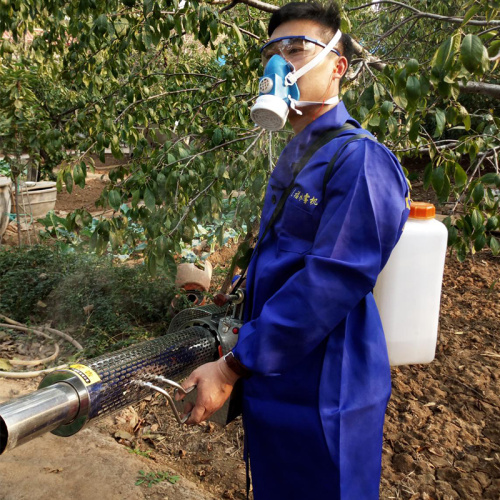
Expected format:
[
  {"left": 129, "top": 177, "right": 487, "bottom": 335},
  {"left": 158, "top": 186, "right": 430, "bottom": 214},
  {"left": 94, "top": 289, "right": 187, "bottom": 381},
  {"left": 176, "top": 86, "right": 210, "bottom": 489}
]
[{"left": 374, "top": 202, "right": 448, "bottom": 366}]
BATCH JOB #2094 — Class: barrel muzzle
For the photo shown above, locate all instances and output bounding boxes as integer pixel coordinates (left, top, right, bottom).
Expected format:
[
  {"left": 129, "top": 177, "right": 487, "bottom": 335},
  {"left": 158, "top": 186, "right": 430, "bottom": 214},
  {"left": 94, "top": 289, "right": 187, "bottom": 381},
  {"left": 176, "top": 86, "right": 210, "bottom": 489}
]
[{"left": 0, "top": 381, "right": 83, "bottom": 454}]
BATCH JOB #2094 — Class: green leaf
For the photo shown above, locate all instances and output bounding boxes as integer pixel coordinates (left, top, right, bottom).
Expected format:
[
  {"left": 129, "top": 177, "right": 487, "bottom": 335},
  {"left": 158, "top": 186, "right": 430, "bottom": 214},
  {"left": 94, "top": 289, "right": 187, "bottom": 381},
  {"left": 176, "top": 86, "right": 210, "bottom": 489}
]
[
  {"left": 431, "top": 35, "right": 460, "bottom": 81},
  {"left": 434, "top": 108, "right": 446, "bottom": 137},
  {"left": 438, "top": 174, "right": 451, "bottom": 202},
  {"left": 147, "top": 252, "right": 157, "bottom": 276},
  {"left": 380, "top": 101, "right": 393, "bottom": 118},
  {"left": 144, "top": 188, "right": 156, "bottom": 211},
  {"left": 431, "top": 166, "right": 445, "bottom": 193},
  {"left": 95, "top": 14, "right": 108, "bottom": 34},
  {"left": 368, "top": 114, "right": 380, "bottom": 127},
  {"left": 456, "top": 241, "right": 467, "bottom": 262},
  {"left": 474, "top": 233, "right": 486, "bottom": 252},
  {"left": 474, "top": 232, "right": 486, "bottom": 251},
  {"left": 73, "top": 163, "right": 85, "bottom": 189},
  {"left": 472, "top": 183, "right": 484, "bottom": 204},
  {"left": 409, "top": 119, "right": 420, "bottom": 142},
  {"left": 437, "top": 81, "right": 452, "bottom": 98},
  {"left": 212, "top": 128, "right": 223, "bottom": 146},
  {"left": 454, "top": 164, "right": 467, "bottom": 188},
  {"left": 488, "top": 40, "right": 500, "bottom": 59},
  {"left": 160, "top": 252, "right": 177, "bottom": 280},
  {"left": 115, "top": 17, "right": 129, "bottom": 37},
  {"left": 131, "top": 190, "right": 141, "bottom": 207},
  {"left": 156, "top": 235, "right": 168, "bottom": 258},
  {"left": 471, "top": 209, "right": 483, "bottom": 230},
  {"left": 406, "top": 75, "right": 421, "bottom": 100},
  {"left": 108, "top": 190, "right": 121, "bottom": 210},
  {"left": 64, "top": 171, "right": 73, "bottom": 194},
  {"left": 447, "top": 225, "right": 458, "bottom": 246},
  {"left": 460, "top": 34, "right": 486, "bottom": 74},
  {"left": 459, "top": 107, "right": 471, "bottom": 131},
  {"left": 232, "top": 23, "right": 244, "bottom": 46},
  {"left": 490, "top": 236, "right": 500, "bottom": 255},
  {"left": 143, "top": 0, "right": 153, "bottom": 16},
  {"left": 486, "top": 216, "right": 499, "bottom": 231},
  {"left": 461, "top": 4, "right": 480, "bottom": 26},
  {"left": 405, "top": 58, "right": 419, "bottom": 74},
  {"left": 209, "top": 19, "right": 218, "bottom": 39},
  {"left": 446, "top": 105, "right": 458, "bottom": 126},
  {"left": 480, "top": 173, "right": 500, "bottom": 185},
  {"left": 157, "top": 172, "right": 167, "bottom": 198}
]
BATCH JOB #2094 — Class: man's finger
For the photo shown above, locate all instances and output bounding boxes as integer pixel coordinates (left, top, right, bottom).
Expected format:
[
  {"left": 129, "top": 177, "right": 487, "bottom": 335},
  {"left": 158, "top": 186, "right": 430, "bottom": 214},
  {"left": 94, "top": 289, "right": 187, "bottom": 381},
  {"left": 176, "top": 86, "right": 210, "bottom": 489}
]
[
  {"left": 175, "top": 375, "right": 197, "bottom": 401},
  {"left": 181, "top": 401, "right": 194, "bottom": 419},
  {"left": 185, "top": 402, "right": 206, "bottom": 425}
]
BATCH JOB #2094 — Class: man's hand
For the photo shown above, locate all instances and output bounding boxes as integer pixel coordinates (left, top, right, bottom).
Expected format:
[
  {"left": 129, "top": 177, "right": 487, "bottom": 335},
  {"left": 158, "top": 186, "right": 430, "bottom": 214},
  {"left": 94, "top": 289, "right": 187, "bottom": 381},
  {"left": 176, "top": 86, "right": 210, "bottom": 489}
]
[{"left": 175, "top": 358, "right": 240, "bottom": 425}]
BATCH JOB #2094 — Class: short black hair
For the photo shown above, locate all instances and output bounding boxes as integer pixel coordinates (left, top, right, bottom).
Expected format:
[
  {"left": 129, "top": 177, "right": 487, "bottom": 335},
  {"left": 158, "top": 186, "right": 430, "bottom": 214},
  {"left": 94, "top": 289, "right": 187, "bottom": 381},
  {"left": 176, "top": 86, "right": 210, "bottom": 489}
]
[{"left": 267, "top": 1, "right": 354, "bottom": 67}]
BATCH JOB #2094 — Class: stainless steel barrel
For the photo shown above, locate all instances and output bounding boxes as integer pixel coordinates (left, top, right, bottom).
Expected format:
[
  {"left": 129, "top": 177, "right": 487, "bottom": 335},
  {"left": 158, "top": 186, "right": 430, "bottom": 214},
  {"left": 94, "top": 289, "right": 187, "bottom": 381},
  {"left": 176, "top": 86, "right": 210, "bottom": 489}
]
[{"left": 0, "top": 382, "right": 80, "bottom": 454}]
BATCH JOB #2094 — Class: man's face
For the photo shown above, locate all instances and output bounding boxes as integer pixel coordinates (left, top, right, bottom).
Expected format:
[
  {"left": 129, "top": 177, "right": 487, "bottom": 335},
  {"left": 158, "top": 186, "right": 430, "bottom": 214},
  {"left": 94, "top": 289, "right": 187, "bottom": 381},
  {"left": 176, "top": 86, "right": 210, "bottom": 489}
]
[{"left": 267, "top": 19, "right": 344, "bottom": 107}]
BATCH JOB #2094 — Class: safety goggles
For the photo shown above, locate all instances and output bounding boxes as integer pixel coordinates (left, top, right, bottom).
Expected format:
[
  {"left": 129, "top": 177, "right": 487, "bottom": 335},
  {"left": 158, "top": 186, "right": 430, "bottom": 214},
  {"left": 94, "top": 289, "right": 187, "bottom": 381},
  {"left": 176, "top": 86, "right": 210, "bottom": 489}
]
[{"left": 260, "top": 35, "right": 340, "bottom": 67}]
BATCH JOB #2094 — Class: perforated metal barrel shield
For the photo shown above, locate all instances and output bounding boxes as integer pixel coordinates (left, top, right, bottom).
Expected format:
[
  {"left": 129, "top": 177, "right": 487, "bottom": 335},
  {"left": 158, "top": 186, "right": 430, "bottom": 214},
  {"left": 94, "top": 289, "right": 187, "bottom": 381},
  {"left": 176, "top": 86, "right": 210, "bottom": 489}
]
[{"left": 83, "top": 325, "right": 217, "bottom": 419}]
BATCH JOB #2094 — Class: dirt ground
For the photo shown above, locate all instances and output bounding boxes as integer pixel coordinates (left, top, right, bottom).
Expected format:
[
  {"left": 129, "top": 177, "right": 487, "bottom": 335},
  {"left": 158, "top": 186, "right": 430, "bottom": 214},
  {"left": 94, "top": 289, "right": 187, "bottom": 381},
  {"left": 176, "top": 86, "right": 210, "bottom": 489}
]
[{"left": 1, "top": 168, "right": 499, "bottom": 499}]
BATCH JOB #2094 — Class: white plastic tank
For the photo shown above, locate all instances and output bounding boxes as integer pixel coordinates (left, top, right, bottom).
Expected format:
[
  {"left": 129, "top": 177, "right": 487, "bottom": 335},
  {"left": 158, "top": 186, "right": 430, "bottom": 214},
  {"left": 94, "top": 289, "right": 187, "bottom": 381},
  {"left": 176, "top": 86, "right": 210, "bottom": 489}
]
[{"left": 374, "top": 202, "right": 448, "bottom": 366}]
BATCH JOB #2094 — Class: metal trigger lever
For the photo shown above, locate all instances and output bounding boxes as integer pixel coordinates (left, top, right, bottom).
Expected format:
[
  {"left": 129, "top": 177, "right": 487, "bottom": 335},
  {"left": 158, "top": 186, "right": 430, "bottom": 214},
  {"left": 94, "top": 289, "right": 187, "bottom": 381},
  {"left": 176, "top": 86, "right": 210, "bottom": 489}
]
[{"left": 132, "top": 376, "right": 196, "bottom": 424}]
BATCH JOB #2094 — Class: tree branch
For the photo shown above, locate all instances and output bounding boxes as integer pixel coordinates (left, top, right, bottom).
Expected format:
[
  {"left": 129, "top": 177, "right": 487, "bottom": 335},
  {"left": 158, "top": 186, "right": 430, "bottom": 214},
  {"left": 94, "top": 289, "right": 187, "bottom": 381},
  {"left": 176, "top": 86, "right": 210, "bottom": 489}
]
[
  {"left": 219, "top": 19, "right": 261, "bottom": 39},
  {"left": 167, "top": 178, "right": 217, "bottom": 238},
  {"left": 219, "top": 0, "right": 277, "bottom": 14},
  {"left": 114, "top": 88, "right": 200, "bottom": 123},
  {"left": 347, "top": 1, "right": 500, "bottom": 27},
  {"left": 458, "top": 82, "right": 500, "bottom": 100},
  {"left": 162, "top": 133, "right": 259, "bottom": 170}
]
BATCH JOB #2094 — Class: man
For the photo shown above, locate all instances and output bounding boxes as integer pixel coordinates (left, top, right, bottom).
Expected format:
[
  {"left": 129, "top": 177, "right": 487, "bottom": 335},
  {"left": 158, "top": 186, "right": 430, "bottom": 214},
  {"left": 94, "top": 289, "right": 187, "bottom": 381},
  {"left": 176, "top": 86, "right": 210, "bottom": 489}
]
[{"left": 177, "top": 2, "right": 410, "bottom": 498}]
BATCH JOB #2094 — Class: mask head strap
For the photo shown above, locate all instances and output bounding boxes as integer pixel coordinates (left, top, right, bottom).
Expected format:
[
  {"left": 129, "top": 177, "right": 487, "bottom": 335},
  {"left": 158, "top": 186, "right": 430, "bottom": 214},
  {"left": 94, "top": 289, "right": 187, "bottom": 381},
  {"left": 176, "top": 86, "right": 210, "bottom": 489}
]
[{"left": 285, "top": 30, "right": 342, "bottom": 86}]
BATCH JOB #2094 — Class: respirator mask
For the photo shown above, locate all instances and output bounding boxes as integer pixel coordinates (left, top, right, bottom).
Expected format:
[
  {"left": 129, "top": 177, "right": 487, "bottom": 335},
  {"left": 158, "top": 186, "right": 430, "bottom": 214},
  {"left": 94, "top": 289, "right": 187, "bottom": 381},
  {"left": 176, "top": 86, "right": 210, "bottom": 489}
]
[{"left": 250, "top": 30, "right": 343, "bottom": 131}]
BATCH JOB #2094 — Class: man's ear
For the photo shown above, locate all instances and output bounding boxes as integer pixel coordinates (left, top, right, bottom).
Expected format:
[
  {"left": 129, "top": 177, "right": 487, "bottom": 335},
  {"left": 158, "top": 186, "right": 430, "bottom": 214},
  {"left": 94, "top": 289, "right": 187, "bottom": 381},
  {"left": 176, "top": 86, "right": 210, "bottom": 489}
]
[{"left": 332, "top": 56, "right": 348, "bottom": 79}]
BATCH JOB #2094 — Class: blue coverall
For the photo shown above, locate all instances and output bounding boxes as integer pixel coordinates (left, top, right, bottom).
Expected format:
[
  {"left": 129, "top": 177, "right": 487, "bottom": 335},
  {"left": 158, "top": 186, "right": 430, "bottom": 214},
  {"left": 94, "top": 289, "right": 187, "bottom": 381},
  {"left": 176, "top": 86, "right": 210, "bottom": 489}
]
[{"left": 232, "top": 102, "right": 410, "bottom": 499}]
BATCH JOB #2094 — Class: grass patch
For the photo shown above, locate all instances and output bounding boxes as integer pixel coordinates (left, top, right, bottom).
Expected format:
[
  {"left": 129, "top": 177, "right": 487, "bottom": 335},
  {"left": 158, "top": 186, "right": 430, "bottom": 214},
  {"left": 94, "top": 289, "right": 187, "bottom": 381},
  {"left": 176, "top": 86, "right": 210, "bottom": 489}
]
[{"left": 0, "top": 246, "right": 178, "bottom": 357}]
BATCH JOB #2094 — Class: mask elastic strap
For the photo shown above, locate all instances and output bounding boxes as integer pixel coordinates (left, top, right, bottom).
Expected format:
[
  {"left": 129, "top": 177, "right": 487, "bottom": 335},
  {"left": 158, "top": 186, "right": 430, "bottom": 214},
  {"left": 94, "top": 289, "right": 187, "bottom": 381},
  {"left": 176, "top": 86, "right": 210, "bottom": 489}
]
[
  {"left": 289, "top": 95, "right": 340, "bottom": 115},
  {"left": 284, "top": 30, "right": 342, "bottom": 87}
]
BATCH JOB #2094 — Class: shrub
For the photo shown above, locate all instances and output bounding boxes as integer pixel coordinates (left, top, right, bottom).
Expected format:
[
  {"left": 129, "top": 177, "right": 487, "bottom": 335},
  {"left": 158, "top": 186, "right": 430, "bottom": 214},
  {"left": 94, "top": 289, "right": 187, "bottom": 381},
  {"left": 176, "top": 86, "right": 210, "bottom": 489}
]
[{"left": 0, "top": 246, "right": 177, "bottom": 356}]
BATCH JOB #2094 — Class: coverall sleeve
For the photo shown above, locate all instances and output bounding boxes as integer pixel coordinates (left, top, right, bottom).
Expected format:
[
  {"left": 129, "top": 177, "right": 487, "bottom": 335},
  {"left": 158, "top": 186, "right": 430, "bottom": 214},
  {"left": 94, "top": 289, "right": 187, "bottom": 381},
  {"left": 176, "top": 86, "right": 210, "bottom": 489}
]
[{"left": 232, "top": 139, "right": 409, "bottom": 376}]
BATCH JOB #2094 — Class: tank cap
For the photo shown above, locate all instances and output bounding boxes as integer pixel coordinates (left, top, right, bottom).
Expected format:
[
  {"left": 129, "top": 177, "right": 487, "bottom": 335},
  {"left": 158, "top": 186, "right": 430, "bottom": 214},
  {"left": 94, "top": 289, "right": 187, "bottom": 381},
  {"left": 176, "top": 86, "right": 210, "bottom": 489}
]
[{"left": 410, "top": 201, "right": 435, "bottom": 219}]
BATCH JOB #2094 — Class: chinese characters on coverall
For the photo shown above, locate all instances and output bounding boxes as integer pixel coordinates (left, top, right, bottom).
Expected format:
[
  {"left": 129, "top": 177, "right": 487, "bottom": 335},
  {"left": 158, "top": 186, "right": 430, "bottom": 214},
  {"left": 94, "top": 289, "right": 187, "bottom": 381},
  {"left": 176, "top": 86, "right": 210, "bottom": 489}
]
[{"left": 232, "top": 101, "right": 410, "bottom": 500}]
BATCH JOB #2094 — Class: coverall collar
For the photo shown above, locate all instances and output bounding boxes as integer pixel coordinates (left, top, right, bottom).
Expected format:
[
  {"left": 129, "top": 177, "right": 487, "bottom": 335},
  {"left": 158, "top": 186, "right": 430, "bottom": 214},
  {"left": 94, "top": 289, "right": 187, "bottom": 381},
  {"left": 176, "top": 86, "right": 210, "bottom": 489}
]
[{"left": 270, "top": 101, "right": 358, "bottom": 188}]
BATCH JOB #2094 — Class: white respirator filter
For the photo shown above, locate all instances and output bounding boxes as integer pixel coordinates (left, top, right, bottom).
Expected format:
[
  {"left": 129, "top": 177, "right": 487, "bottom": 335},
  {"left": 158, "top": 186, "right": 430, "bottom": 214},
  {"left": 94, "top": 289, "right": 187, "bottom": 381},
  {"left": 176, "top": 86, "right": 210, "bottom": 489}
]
[{"left": 250, "top": 94, "right": 290, "bottom": 132}]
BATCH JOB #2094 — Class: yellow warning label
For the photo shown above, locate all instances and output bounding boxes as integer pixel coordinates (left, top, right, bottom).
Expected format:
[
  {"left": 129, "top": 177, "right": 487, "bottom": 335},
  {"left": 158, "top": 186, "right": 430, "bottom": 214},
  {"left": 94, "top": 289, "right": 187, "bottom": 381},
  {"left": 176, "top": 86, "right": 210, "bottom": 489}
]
[{"left": 69, "top": 364, "right": 101, "bottom": 386}]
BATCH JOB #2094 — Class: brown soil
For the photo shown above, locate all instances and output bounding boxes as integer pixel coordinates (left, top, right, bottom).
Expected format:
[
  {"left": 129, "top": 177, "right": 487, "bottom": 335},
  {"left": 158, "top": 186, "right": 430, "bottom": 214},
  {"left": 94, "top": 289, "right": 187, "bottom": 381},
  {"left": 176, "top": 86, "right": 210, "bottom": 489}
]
[
  {"left": 54, "top": 162, "right": 114, "bottom": 215},
  {"left": 54, "top": 175, "right": 109, "bottom": 214},
  {"left": 1, "top": 169, "right": 499, "bottom": 500}
]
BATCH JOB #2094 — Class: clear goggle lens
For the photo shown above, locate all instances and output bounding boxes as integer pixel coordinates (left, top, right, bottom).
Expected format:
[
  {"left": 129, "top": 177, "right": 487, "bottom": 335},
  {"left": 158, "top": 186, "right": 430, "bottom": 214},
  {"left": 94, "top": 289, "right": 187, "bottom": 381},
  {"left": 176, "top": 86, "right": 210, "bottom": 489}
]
[{"left": 261, "top": 36, "right": 339, "bottom": 67}]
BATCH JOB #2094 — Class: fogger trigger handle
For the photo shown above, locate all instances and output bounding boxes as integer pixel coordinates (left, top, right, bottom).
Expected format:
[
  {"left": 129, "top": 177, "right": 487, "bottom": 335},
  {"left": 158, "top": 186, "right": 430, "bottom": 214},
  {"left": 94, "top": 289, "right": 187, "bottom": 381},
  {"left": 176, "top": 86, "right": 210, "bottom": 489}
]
[{"left": 132, "top": 376, "right": 196, "bottom": 425}]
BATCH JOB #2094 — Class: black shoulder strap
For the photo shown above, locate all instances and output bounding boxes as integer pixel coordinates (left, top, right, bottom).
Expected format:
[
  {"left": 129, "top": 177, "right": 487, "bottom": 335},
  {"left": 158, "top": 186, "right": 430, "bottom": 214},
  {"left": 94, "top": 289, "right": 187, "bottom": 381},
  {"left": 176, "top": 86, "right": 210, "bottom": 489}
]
[
  {"left": 321, "top": 133, "right": 376, "bottom": 198},
  {"left": 255, "top": 122, "right": 358, "bottom": 251},
  {"left": 289, "top": 122, "right": 357, "bottom": 177}
]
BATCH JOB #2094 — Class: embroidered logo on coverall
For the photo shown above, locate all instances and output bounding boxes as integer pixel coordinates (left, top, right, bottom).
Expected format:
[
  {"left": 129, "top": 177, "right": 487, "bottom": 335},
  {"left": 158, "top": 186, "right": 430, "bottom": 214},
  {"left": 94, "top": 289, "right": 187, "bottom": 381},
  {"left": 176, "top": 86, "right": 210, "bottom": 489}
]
[{"left": 291, "top": 187, "right": 319, "bottom": 206}]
